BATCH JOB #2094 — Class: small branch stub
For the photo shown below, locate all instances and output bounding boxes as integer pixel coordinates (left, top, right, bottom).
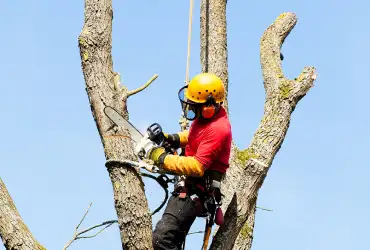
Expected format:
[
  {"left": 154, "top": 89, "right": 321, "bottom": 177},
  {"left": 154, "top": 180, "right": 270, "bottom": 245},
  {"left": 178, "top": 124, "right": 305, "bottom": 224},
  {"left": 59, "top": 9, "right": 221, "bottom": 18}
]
[{"left": 126, "top": 74, "right": 158, "bottom": 98}]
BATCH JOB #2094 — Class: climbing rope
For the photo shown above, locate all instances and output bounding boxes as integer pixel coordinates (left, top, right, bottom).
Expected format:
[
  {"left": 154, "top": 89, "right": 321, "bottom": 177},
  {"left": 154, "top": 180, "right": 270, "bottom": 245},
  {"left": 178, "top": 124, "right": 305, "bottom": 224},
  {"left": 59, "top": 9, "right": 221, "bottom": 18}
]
[
  {"left": 181, "top": 0, "right": 194, "bottom": 132},
  {"left": 185, "top": 0, "right": 194, "bottom": 85}
]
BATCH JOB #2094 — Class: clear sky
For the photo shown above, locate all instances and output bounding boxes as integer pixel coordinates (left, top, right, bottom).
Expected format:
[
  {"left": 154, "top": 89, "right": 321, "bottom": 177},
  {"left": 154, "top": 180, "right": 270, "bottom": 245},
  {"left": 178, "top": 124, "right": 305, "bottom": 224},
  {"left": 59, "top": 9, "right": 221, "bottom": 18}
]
[{"left": 1, "top": 0, "right": 368, "bottom": 250}]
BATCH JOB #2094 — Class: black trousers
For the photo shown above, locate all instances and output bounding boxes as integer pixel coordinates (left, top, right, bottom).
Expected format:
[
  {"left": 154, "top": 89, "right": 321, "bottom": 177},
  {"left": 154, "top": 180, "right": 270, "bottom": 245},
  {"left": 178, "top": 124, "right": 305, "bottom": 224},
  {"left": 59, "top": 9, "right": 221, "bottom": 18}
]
[{"left": 152, "top": 194, "right": 198, "bottom": 250}]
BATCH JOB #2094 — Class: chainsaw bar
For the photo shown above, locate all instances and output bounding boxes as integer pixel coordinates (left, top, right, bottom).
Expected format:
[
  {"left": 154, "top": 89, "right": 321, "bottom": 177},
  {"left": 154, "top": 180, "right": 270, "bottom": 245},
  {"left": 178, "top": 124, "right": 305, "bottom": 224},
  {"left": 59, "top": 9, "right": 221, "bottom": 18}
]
[{"left": 103, "top": 106, "right": 144, "bottom": 144}]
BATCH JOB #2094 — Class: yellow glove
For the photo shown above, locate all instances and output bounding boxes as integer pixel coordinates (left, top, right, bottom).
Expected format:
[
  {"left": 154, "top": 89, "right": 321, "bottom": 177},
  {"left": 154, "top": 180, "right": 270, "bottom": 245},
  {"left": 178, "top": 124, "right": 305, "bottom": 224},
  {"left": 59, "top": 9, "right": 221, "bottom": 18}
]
[{"left": 147, "top": 147, "right": 167, "bottom": 165}]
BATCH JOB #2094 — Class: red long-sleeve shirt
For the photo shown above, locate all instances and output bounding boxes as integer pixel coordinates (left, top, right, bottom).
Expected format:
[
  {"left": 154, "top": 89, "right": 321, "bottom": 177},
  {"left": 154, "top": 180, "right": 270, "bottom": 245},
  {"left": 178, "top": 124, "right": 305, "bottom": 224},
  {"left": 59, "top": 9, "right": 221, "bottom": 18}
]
[{"left": 185, "top": 107, "right": 232, "bottom": 173}]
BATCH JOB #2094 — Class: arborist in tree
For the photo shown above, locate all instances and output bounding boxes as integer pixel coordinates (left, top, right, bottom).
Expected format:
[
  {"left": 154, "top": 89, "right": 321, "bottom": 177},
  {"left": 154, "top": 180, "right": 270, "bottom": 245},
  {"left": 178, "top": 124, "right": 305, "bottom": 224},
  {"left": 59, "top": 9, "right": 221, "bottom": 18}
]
[{"left": 139, "top": 72, "right": 232, "bottom": 250}]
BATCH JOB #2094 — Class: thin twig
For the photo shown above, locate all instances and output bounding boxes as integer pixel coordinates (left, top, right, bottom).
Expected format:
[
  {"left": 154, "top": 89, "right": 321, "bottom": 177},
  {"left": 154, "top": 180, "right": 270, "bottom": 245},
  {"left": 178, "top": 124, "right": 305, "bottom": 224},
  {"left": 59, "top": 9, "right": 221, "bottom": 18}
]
[
  {"left": 188, "top": 230, "right": 204, "bottom": 235},
  {"left": 76, "top": 220, "right": 117, "bottom": 239},
  {"left": 76, "top": 220, "right": 118, "bottom": 237},
  {"left": 127, "top": 74, "right": 158, "bottom": 97},
  {"left": 76, "top": 202, "right": 92, "bottom": 232},
  {"left": 63, "top": 203, "right": 118, "bottom": 250},
  {"left": 256, "top": 206, "right": 273, "bottom": 212}
]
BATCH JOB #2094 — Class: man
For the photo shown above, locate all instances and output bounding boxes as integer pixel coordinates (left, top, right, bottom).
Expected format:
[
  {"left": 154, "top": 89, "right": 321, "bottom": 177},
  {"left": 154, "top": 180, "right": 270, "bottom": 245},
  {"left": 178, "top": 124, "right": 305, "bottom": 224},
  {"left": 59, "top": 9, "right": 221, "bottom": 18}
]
[{"left": 143, "top": 73, "right": 232, "bottom": 250}]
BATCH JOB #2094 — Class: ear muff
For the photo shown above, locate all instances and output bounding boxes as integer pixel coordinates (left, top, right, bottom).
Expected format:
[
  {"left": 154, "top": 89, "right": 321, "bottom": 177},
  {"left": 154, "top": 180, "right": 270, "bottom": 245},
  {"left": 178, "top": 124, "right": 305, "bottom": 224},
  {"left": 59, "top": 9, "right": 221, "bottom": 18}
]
[
  {"left": 201, "top": 105, "right": 216, "bottom": 118},
  {"left": 201, "top": 95, "right": 216, "bottom": 118}
]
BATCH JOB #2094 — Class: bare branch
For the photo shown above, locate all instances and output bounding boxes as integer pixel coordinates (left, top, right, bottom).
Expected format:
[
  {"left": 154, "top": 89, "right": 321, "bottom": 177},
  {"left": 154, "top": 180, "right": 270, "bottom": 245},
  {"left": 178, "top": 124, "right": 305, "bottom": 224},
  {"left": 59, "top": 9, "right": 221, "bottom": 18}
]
[
  {"left": 0, "top": 178, "right": 45, "bottom": 250},
  {"left": 63, "top": 203, "right": 117, "bottom": 250},
  {"left": 127, "top": 74, "right": 158, "bottom": 97},
  {"left": 76, "top": 202, "right": 92, "bottom": 232}
]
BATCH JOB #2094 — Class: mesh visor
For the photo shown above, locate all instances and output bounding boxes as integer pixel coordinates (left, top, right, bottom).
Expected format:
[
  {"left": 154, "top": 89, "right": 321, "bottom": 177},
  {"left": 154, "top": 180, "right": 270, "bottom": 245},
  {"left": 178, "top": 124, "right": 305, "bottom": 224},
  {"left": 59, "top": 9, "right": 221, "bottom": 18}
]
[{"left": 178, "top": 86, "right": 199, "bottom": 120}]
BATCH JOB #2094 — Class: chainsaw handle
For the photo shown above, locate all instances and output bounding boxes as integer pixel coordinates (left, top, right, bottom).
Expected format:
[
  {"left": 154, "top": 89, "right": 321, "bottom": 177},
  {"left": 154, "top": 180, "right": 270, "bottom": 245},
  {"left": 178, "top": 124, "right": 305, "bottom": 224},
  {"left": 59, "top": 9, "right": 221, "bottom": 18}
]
[
  {"left": 146, "top": 123, "right": 181, "bottom": 156},
  {"left": 147, "top": 123, "right": 165, "bottom": 145}
]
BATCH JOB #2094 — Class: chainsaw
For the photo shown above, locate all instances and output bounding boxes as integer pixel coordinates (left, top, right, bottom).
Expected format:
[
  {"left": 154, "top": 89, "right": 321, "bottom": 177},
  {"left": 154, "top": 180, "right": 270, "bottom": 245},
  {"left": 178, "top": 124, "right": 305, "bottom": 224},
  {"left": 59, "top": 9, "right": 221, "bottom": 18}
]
[{"left": 103, "top": 106, "right": 177, "bottom": 174}]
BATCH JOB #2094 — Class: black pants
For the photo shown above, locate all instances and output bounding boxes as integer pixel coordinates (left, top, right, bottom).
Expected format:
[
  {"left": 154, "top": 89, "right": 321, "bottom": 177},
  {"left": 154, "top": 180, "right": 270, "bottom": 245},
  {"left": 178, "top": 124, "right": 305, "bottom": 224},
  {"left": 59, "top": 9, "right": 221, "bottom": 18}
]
[{"left": 152, "top": 194, "right": 197, "bottom": 250}]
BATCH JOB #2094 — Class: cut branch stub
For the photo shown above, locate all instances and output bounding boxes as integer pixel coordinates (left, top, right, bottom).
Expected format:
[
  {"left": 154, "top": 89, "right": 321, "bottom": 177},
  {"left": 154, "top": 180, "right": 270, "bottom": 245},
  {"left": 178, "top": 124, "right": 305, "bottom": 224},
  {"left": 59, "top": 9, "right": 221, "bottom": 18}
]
[{"left": 260, "top": 12, "right": 316, "bottom": 103}]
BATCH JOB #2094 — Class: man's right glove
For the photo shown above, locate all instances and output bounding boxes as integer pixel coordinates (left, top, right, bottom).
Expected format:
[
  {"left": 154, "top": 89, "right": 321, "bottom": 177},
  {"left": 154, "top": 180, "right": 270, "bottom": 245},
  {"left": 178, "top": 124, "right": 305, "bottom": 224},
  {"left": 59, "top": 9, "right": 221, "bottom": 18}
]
[{"left": 162, "top": 132, "right": 180, "bottom": 149}]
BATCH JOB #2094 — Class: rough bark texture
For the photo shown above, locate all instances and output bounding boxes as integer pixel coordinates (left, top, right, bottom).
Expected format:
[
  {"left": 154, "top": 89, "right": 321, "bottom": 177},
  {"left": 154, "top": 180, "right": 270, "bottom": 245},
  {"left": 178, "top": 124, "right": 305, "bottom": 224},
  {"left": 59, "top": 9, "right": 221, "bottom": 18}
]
[
  {"left": 233, "top": 201, "right": 256, "bottom": 250},
  {"left": 78, "top": 0, "right": 153, "bottom": 249},
  {"left": 199, "top": 9, "right": 317, "bottom": 250},
  {"left": 0, "top": 178, "right": 45, "bottom": 250}
]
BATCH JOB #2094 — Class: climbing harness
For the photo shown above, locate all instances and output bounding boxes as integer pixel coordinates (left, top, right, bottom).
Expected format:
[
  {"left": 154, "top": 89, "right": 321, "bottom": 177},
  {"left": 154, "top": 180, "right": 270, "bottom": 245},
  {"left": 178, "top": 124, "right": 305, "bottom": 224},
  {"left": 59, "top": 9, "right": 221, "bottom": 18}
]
[{"left": 175, "top": 172, "right": 224, "bottom": 250}]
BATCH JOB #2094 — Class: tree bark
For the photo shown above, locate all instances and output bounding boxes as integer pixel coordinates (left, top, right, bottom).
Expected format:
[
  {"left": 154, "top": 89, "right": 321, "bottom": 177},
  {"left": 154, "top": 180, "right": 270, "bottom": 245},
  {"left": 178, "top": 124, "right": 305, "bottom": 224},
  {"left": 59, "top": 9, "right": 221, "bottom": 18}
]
[
  {"left": 0, "top": 178, "right": 46, "bottom": 250},
  {"left": 199, "top": 8, "right": 317, "bottom": 250},
  {"left": 78, "top": 0, "right": 153, "bottom": 249}
]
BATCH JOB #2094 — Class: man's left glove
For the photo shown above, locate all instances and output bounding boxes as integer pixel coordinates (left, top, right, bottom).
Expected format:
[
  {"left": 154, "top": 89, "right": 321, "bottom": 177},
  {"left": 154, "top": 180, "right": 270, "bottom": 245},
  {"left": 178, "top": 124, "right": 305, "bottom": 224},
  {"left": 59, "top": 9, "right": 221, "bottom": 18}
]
[{"left": 134, "top": 135, "right": 167, "bottom": 165}]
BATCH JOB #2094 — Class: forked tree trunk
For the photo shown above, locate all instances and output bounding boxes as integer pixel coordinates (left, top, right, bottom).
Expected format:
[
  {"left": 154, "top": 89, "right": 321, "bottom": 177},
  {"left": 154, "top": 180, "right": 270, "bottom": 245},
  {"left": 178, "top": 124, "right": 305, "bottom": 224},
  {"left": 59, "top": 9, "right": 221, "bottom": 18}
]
[{"left": 0, "top": 1, "right": 316, "bottom": 250}]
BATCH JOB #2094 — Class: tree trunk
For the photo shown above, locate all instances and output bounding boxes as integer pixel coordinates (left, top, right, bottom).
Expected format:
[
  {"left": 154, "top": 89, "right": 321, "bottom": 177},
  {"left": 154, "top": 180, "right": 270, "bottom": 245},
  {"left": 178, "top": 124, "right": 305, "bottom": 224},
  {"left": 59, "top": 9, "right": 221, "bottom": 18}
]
[
  {"left": 199, "top": 5, "right": 317, "bottom": 250},
  {"left": 78, "top": 0, "right": 153, "bottom": 249},
  {"left": 0, "top": 178, "right": 45, "bottom": 250}
]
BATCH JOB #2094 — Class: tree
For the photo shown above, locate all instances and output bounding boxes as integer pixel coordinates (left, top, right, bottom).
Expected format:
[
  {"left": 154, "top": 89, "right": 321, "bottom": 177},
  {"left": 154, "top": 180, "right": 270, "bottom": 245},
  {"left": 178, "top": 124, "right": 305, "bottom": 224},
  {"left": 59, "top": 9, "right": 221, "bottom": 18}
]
[{"left": 0, "top": 0, "right": 316, "bottom": 249}]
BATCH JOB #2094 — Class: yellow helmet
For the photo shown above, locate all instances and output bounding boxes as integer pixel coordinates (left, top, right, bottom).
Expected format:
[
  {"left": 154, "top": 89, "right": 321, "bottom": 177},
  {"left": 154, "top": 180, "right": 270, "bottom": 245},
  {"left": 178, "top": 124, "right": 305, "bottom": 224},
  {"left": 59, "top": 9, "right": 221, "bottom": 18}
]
[
  {"left": 184, "top": 73, "right": 225, "bottom": 103},
  {"left": 178, "top": 73, "right": 225, "bottom": 120}
]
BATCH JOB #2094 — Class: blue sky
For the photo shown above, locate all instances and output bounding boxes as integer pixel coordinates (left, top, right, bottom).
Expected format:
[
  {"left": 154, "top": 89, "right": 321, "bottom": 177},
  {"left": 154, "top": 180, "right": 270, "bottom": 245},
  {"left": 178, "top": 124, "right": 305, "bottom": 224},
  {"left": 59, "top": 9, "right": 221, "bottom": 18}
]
[{"left": 0, "top": 0, "right": 369, "bottom": 250}]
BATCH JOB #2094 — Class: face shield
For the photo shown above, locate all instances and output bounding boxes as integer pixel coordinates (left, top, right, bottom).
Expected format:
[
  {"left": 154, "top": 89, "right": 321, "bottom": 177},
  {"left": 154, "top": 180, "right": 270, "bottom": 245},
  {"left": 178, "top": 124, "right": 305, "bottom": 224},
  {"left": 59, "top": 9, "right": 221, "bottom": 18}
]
[{"left": 178, "top": 85, "right": 201, "bottom": 121}]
